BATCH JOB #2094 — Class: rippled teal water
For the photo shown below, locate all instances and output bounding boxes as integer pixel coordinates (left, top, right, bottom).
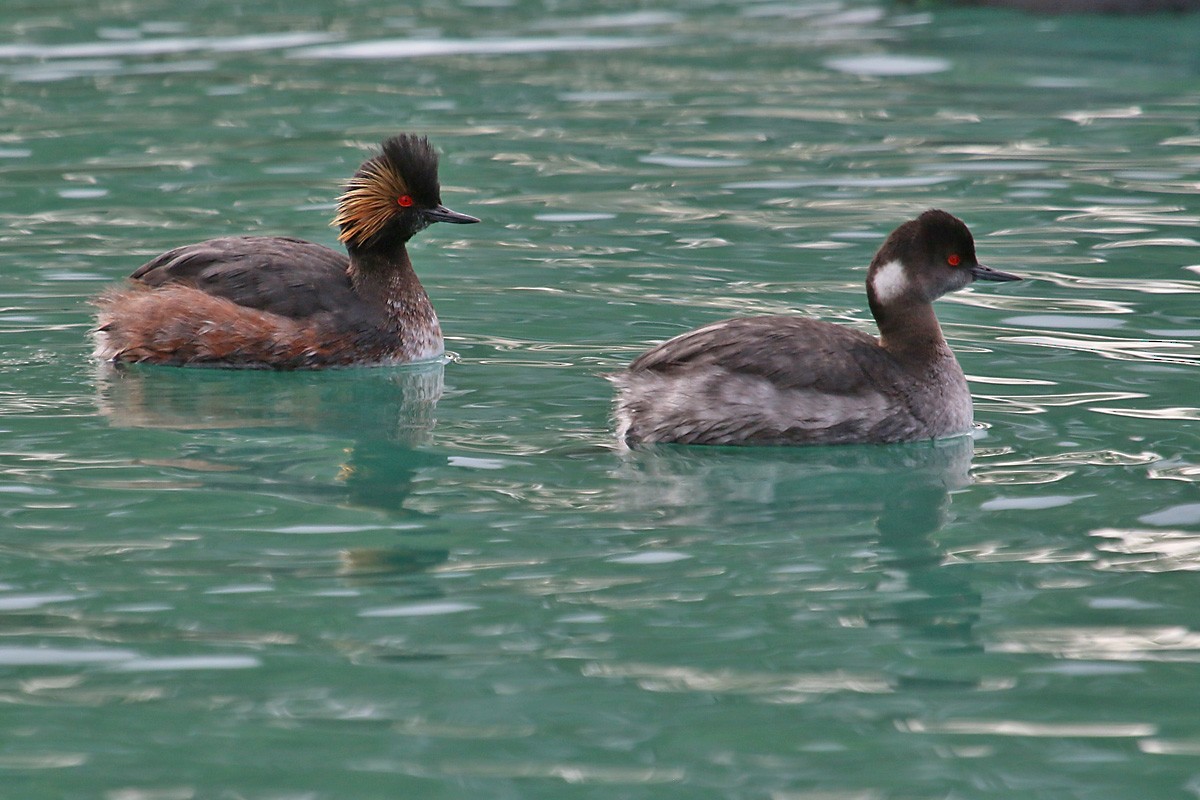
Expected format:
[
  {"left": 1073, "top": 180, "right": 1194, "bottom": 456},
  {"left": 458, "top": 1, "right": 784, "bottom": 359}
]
[{"left": 4, "top": 1, "right": 1200, "bottom": 797}]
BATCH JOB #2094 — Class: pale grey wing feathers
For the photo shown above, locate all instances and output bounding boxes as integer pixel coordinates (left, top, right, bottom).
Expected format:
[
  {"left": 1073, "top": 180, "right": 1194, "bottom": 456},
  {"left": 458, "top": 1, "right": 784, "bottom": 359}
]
[{"left": 626, "top": 316, "right": 899, "bottom": 395}]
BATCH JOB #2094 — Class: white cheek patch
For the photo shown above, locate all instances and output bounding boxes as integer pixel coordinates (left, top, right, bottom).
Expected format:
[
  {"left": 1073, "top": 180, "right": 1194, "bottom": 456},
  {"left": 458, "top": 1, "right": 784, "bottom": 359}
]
[{"left": 870, "top": 258, "right": 908, "bottom": 304}]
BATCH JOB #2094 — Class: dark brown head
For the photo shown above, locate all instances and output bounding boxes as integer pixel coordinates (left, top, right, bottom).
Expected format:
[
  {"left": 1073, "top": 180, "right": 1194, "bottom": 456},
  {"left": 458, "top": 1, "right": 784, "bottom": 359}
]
[
  {"left": 866, "top": 209, "right": 1019, "bottom": 317},
  {"left": 334, "top": 133, "right": 478, "bottom": 251}
]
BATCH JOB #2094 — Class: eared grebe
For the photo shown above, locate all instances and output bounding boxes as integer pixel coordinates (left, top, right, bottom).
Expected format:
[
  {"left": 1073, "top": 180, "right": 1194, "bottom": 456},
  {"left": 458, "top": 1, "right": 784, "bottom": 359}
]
[
  {"left": 93, "top": 133, "right": 478, "bottom": 369},
  {"left": 611, "top": 209, "right": 1020, "bottom": 447}
]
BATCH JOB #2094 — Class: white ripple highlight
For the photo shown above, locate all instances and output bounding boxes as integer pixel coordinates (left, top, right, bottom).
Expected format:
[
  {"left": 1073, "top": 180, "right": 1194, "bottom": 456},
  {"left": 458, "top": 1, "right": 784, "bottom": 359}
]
[
  {"left": 0, "top": 32, "right": 339, "bottom": 59},
  {"left": 360, "top": 601, "right": 480, "bottom": 617},
  {"left": 111, "top": 655, "right": 262, "bottom": 671},
  {"left": 825, "top": 54, "right": 950, "bottom": 76},
  {"left": 608, "top": 551, "right": 692, "bottom": 565},
  {"left": 293, "top": 36, "right": 668, "bottom": 60}
]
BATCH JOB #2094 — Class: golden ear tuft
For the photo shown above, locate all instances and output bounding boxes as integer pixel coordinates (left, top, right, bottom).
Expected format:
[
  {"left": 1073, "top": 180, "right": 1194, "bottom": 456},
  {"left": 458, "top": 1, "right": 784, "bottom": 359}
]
[{"left": 333, "top": 158, "right": 412, "bottom": 247}]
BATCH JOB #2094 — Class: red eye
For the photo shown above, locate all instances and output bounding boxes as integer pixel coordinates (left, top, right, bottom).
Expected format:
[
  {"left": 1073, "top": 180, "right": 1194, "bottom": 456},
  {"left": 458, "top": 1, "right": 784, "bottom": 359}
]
[
  {"left": 947, "top": 254, "right": 961, "bottom": 267},
  {"left": 397, "top": 195, "right": 414, "bottom": 207}
]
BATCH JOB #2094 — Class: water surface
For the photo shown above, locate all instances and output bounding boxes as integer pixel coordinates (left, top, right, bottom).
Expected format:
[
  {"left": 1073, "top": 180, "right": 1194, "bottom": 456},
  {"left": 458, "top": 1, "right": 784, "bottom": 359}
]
[{"left": 3, "top": 1, "right": 1200, "bottom": 797}]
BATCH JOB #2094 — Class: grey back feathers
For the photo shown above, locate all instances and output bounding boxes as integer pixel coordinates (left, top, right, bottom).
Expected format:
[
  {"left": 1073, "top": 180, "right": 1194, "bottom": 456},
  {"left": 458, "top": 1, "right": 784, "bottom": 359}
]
[{"left": 612, "top": 210, "right": 1018, "bottom": 447}]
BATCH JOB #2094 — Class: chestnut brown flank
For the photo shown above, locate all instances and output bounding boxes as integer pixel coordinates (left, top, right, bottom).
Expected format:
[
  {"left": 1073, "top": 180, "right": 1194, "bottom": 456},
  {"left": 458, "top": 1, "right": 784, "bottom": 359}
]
[{"left": 95, "top": 285, "right": 364, "bottom": 368}]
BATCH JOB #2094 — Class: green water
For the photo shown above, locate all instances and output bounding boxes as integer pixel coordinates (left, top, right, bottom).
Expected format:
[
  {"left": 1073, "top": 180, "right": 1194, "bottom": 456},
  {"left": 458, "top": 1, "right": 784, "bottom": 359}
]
[{"left": 4, "top": 0, "right": 1200, "bottom": 797}]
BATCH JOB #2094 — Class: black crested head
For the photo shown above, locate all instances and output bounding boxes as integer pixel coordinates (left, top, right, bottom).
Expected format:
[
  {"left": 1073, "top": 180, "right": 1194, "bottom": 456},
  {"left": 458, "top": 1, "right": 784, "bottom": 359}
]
[
  {"left": 913, "top": 208, "right": 977, "bottom": 266},
  {"left": 911, "top": 208, "right": 1021, "bottom": 283},
  {"left": 380, "top": 133, "right": 441, "bottom": 206},
  {"left": 872, "top": 209, "right": 976, "bottom": 272},
  {"left": 866, "top": 209, "right": 985, "bottom": 317},
  {"left": 334, "top": 134, "right": 444, "bottom": 250},
  {"left": 866, "top": 209, "right": 1018, "bottom": 322}
]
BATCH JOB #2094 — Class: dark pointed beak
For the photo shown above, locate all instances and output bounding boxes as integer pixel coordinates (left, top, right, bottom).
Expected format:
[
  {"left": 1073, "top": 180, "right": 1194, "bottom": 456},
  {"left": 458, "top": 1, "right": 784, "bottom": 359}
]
[
  {"left": 424, "top": 204, "right": 480, "bottom": 225},
  {"left": 970, "top": 262, "right": 1021, "bottom": 282}
]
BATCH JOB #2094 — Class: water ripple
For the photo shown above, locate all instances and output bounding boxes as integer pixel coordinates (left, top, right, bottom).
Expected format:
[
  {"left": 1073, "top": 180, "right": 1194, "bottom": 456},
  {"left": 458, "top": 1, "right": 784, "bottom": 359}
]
[
  {"left": 379, "top": 759, "right": 686, "bottom": 785},
  {"left": 0, "top": 645, "right": 136, "bottom": 665},
  {"left": 1033, "top": 272, "right": 1200, "bottom": 295},
  {"left": 360, "top": 601, "right": 480, "bottom": 618},
  {"left": 529, "top": 10, "right": 685, "bottom": 31},
  {"left": 0, "top": 32, "right": 338, "bottom": 59},
  {"left": 110, "top": 655, "right": 261, "bottom": 671},
  {"left": 1094, "top": 237, "right": 1200, "bottom": 249},
  {"left": 988, "top": 627, "right": 1200, "bottom": 662},
  {"left": 901, "top": 719, "right": 1155, "bottom": 738},
  {"left": 582, "top": 662, "right": 892, "bottom": 697},
  {"left": 975, "top": 392, "right": 1147, "bottom": 415},
  {"left": 292, "top": 35, "right": 669, "bottom": 60},
  {"left": 0, "top": 753, "right": 90, "bottom": 769},
  {"left": 824, "top": 55, "right": 950, "bottom": 76},
  {"left": 1141, "top": 739, "right": 1200, "bottom": 756},
  {"left": 1091, "top": 406, "right": 1200, "bottom": 421},
  {"left": 1092, "top": 528, "right": 1200, "bottom": 573},
  {"left": 1002, "top": 333, "right": 1200, "bottom": 366}
]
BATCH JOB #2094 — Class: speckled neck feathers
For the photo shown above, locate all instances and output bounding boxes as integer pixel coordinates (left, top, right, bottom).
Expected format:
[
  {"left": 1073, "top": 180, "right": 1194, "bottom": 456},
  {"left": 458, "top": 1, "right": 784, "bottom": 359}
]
[{"left": 346, "top": 247, "right": 442, "bottom": 359}]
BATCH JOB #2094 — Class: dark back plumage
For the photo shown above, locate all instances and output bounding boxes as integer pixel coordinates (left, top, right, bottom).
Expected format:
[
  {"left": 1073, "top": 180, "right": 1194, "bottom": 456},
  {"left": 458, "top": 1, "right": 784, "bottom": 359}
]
[{"left": 334, "top": 134, "right": 443, "bottom": 249}]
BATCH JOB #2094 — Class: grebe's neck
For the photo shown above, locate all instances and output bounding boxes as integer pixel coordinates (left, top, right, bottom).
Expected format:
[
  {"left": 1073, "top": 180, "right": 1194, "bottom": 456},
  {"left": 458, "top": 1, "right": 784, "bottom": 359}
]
[
  {"left": 874, "top": 301, "right": 952, "bottom": 364},
  {"left": 347, "top": 243, "right": 442, "bottom": 356},
  {"left": 347, "top": 243, "right": 415, "bottom": 289}
]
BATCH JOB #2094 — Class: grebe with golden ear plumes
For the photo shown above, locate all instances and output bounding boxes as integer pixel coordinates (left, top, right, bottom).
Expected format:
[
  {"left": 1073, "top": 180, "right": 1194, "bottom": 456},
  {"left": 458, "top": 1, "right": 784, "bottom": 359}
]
[{"left": 93, "top": 133, "right": 478, "bottom": 369}]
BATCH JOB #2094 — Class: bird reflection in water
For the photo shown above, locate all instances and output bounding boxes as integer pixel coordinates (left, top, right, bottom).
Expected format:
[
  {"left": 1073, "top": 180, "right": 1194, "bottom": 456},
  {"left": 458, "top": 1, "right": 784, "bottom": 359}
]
[
  {"left": 93, "top": 360, "right": 451, "bottom": 579},
  {"left": 613, "top": 434, "right": 983, "bottom": 657}
]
